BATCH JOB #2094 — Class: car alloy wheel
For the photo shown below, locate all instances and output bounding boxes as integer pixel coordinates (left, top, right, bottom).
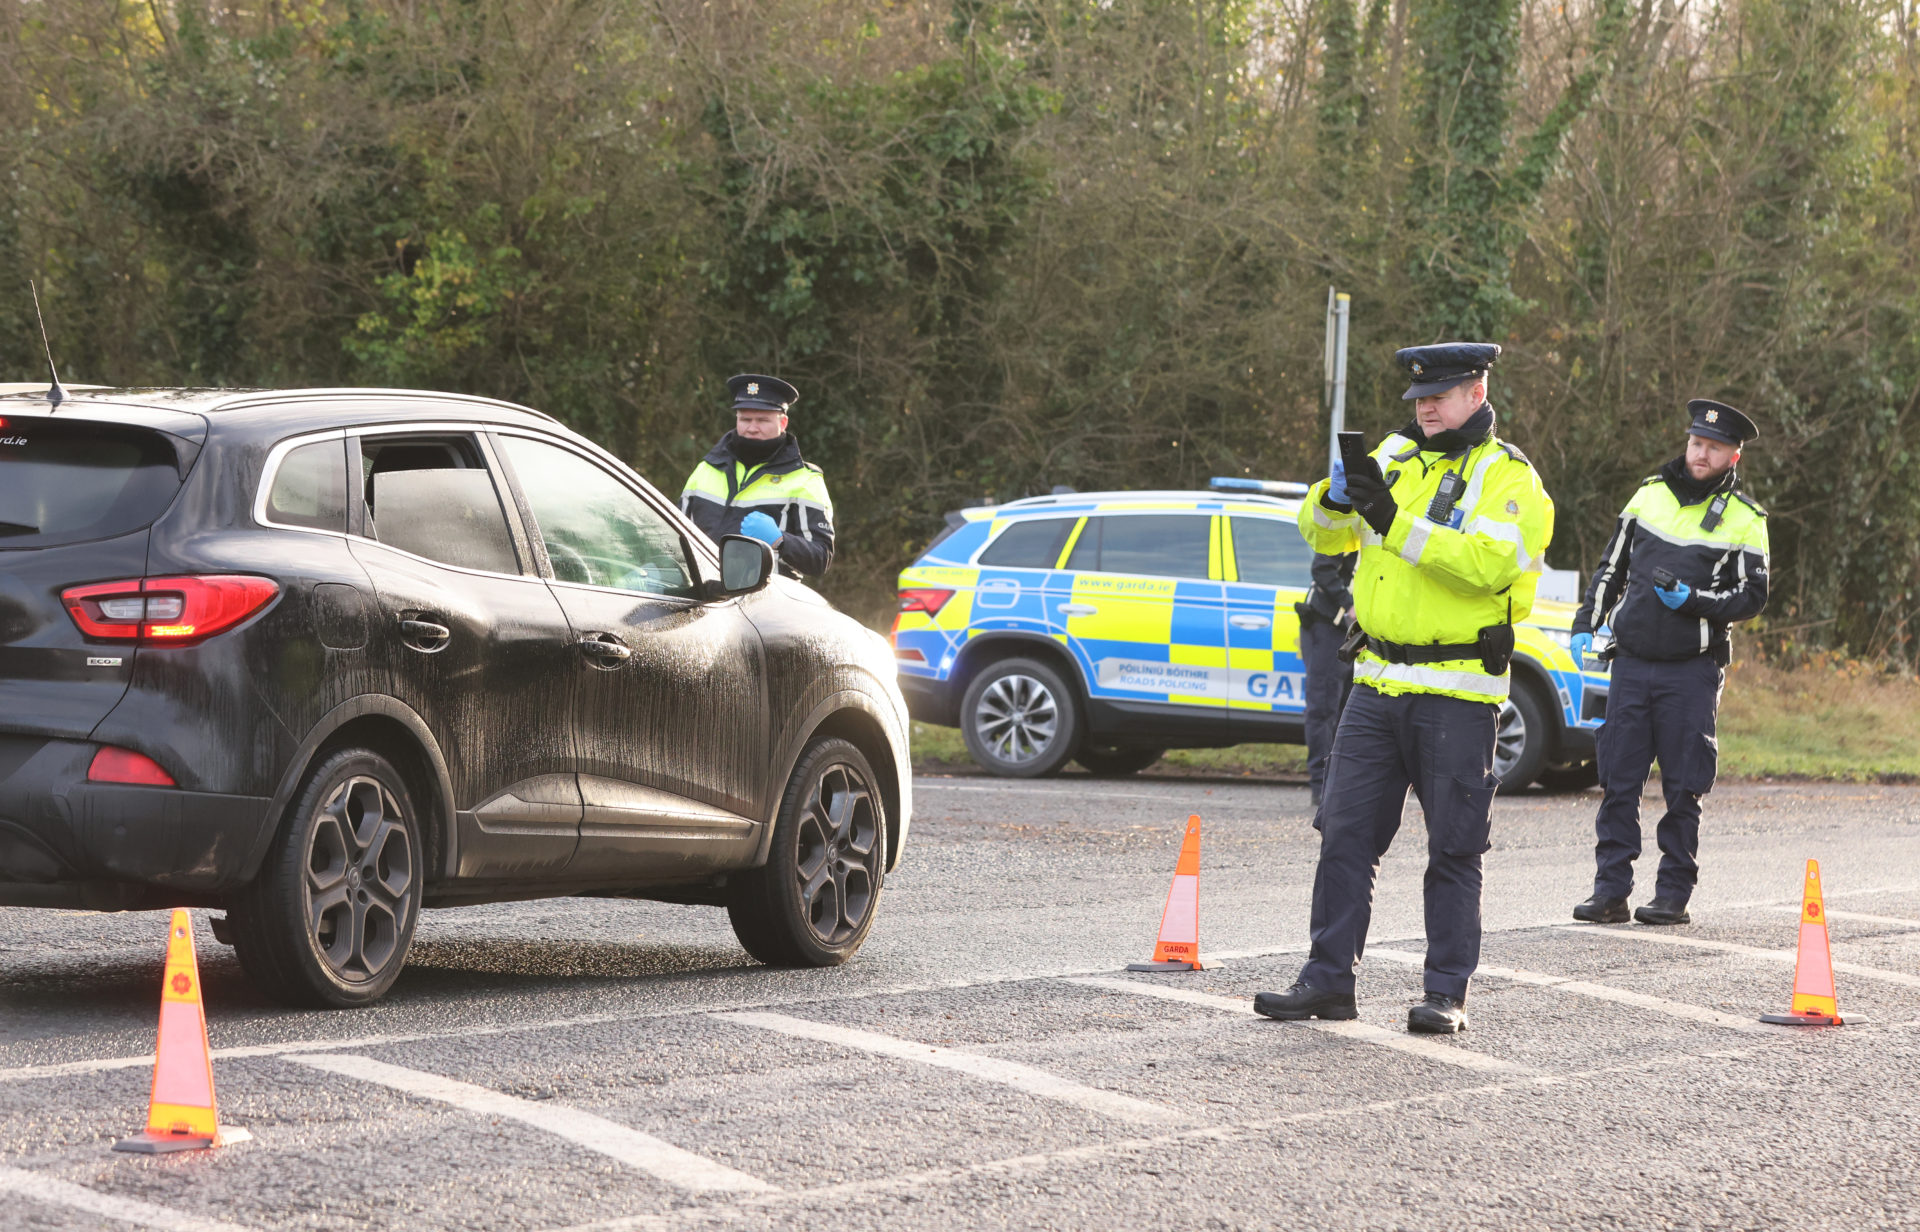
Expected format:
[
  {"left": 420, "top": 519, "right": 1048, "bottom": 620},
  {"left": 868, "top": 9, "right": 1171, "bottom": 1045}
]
[
  {"left": 728, "top": 737, "right": 887, "bottom": 966},
  {"left": 792, "top": 760, "right": 882, "bottom": 947},
  {"left": 975, "top": 672, "right": 1059, "bottom": 765},
  {"left": 1492, "top": 683, "right": 1551, "bottom": 791},
  {"left": 958, "top": 656, "right": 1083, "bottom": 778},
  {"left": 304, "top": 775, "right": 415, "bottom": 983},
  {"left": 229, "top": 747, "right": 423, "bottom": 1007}
]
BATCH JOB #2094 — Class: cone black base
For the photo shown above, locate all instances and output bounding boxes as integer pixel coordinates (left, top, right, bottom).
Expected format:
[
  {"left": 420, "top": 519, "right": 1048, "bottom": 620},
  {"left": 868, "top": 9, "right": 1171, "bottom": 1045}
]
[{"left": 1125, "top": 959, "right": 1222, "bottom": 972}]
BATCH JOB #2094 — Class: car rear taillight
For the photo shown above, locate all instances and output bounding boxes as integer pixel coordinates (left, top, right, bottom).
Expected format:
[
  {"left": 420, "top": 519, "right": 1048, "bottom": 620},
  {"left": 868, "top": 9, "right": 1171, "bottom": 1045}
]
[
  {"left": 896, "top": 588, "right": 954, "bottom": 616},
  {"left": 88, "top": 746, "right": 177, "bottom": 786},
  {"left": 62, "top": 576, "right": 280, "bottom": 645}
]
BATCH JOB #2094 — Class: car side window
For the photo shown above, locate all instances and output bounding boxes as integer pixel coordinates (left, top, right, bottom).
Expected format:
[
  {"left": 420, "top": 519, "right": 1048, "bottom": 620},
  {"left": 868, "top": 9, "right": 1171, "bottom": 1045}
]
[
  {"left": 1232, "top": 516, "right": 1315, "bottom": 589},
  {"left": 358, "top": 434, "right": 520, "bottom": 575},
  {"left": 496, "top": 435, "right": 697, "bottom": 599},
  {"left": 977, "top": 517, "right": 1075, "bottom": 569},
  {"left": 265, "top": 439, "right": 347, "bottom": 532},
  {"left": 1072, "top": 514, "right": 1211, "bottom": 579}
]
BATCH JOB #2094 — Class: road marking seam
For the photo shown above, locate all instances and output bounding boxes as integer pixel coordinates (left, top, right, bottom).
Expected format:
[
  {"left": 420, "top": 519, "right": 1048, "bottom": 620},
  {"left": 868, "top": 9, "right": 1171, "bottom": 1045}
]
[
  {"left": 1364, "top": 948, "right": 1766, "bottom": 1032},
  {"left": 1764, "top": 906, "right": 1920, "bottom": 929},
  {"left": 1553, "top": 925, "right": 1920, "bottom": 988},
  {"left": 285, "top": 1054, "right": 774, "bottom": 1194},
  {"left": 712, "top": 1010, "right": 1194, "bottom": 1127},
  {"left": 1062, "top": 975, "right": 1537, "bottom": 1074},
  {"left": 0, "top": 1164, "right": 256, "bottom": 1232},
  {"left": 534, "top": 1045, "right": 1759, "bottom": 1232}
]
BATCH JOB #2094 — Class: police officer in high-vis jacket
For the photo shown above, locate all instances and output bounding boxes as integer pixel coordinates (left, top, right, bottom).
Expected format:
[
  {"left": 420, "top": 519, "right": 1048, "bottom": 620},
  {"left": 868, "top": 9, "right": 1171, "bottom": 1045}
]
[
  {"left": 1254, "top": 343, "right": 1554, "bottom": 1035},
  {"left": 680, "top": 374, "right": 835, "bottom": 579},
  {"left": 1570, "top": 400, "right": 1767, "bottom": 927}
]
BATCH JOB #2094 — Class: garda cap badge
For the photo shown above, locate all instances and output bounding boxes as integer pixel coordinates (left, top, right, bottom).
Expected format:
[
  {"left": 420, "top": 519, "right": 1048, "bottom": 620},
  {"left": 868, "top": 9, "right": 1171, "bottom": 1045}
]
[
  {"left": 1410, "top": 362, "right": 1424, "bottom": 375},
  {"left": 747, "top": 382, "right": 760, "bottom": 396},
  {"left": 1705, "top": 408, "right": 1719, "bottom": 423}
]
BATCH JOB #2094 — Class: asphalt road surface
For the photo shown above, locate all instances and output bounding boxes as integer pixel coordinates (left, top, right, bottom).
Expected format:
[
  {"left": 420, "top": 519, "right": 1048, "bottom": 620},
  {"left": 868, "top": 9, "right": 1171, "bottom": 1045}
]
[{"left": 4, "top": 774, "right": 1919, "bottom": 1231}]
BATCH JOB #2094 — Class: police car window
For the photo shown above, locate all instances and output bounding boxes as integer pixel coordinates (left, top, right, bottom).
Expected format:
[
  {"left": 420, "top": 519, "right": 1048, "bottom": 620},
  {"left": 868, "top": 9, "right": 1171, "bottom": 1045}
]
[
  {"left": 1080, "top": 515, "right": 1212, "bottom": 579},
  {"left": 266, "top": 440, "right": 347, "bottom": 532},
  {"left": 977, "top": 517, "right": 1075, "bottom": 569},
  {"left": 1232, "top": 516, "right": 1315, "bottom": 589},
  {"left": 497, "top": 435, "right": 696, "bottom": 599},
  {"left": 1064, "top": 517, "right": 1100, "bottom": 571}
]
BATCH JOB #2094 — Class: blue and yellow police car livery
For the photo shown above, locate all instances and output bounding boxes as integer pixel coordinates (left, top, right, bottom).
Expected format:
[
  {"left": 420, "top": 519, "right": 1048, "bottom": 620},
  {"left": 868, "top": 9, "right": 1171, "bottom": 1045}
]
[{"left": 893, "top": 480, "right": 1603, "bottom": 787}]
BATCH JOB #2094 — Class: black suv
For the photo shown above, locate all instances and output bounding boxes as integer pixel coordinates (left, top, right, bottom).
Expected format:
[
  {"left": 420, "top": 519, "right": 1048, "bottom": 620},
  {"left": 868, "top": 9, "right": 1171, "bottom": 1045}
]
[{"left": 0, "top": 387, "right": 910, "bottom": 1006}]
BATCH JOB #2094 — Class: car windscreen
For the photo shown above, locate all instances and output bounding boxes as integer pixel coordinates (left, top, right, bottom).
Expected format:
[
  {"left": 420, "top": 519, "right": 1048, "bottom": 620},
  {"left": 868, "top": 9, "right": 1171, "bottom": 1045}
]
[{"left": 0, "top": 419, "right": 187, "bottom": 548}]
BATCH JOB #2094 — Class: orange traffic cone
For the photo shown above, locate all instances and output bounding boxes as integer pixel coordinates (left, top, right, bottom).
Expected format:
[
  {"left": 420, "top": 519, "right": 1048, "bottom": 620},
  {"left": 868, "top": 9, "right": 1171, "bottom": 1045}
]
[
  {"left": 1760, "top": 859, "right": 1866, "bottom": 1027},
  {"left": 114, "top": 909, "right": 251, "bottom": 1153},
  {"left": 1127, "top": 815, "right": 1220, "bottom": 972}
]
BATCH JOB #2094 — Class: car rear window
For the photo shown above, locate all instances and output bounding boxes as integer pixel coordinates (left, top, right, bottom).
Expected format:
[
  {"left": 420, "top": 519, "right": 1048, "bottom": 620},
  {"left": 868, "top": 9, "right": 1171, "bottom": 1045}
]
[
  {"left": 1066, "top": 514, "right": 1211, "bottom": 579},
  {"left": 0, "top": 419, "right": 186, "bottom": 548},
  {"left": 977, "top": 517, "right": 1075, "bottom": 569},
  {"left": 1232, "top": 516, "right": 1315, "bottom": 588}
]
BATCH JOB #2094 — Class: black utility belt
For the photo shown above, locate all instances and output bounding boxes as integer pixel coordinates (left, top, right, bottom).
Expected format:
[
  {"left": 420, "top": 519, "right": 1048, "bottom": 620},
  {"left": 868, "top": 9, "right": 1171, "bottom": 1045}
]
[{"left": 1346, "top": 627, "right": 1515, "bottom": 676}]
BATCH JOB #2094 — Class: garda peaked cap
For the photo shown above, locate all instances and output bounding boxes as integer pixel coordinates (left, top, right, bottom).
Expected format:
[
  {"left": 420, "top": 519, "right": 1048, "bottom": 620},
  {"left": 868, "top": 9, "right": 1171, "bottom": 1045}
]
[
  {"left": 1395, "top": 343, "right": 1501, "bottom": 400},
  {"left": 1686, "top": 398, "right": 1758, "bottom": 446},
  {"left": 728, "top": 373, "right": 799, "bottom": 414}
]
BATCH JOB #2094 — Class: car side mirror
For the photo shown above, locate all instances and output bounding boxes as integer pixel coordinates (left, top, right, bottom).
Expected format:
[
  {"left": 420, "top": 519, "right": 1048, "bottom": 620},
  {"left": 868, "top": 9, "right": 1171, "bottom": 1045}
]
[{"left": 709, "top": 535, "right": 774, "bottom": 599}]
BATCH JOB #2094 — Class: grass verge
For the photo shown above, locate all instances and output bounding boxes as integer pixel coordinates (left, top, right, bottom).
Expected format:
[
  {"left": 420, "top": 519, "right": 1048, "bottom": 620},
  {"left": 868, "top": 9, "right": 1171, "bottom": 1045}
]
[{"left": 913, "top": 659, "right": 1920, "bottom": 783}]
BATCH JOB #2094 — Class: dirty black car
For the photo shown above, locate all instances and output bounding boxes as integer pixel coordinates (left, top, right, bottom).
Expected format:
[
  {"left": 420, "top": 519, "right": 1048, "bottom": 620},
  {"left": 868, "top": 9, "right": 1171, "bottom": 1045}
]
[{"left": 0, "top": 387, "right": 910, "bottom": 1006}]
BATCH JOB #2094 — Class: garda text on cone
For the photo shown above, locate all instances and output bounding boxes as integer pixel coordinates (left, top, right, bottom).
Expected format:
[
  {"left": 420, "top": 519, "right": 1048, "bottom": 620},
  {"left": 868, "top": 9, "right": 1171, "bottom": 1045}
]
[{"left": 1127, "top": 815, "right": 1219, "bottom": 972}]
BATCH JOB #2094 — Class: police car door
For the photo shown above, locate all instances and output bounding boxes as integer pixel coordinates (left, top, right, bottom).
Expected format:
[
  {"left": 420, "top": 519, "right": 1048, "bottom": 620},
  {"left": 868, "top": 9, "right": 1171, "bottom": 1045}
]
[
  {"left": 1058, "top": 512, "right": 1230, "bottom": 741},
  {"left": 1224, "top": 512, "right": 1315, "bottom": 738}
]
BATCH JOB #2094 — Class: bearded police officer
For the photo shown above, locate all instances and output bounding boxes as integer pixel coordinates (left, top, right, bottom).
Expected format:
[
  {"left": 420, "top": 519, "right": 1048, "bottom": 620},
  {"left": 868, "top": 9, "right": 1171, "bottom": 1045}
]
[
  {"left": 1254, "top": 343, "right": 1554, "bottom": 1034},
  {"left": 1298, "top": 550, "right": 1356, "bottom": 808},
  {"left": 1569, "top": 400, "right": 1767, "bottom": 926},
  {"left": 680, "top": 374, "right": 835, "bottom": 579}
]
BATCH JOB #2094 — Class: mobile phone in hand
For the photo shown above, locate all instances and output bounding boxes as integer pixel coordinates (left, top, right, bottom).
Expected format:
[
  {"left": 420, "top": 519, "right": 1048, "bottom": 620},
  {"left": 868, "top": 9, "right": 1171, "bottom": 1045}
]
[{"left": 1337, "top": 431, "right": 1368, "bottom": 474}]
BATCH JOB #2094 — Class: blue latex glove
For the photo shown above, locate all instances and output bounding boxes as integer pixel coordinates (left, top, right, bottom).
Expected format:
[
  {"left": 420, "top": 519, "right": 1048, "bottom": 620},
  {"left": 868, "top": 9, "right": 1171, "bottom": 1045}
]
[
  {"left": 1655, "top": 579, "right": 1691, "bottom": 610},
  {"left": 739, "top": 510, "right": 782, "bottom": 547},
  {"left": 1327, "top": 458, "right": 1349, "bottom": 505},
  {"left": 1569, "top": 632, "right": 1593, "bottom": 662}
]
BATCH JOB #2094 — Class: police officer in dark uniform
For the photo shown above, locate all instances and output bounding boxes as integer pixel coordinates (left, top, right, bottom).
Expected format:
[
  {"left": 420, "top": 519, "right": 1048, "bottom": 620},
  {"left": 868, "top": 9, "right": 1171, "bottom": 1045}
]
[
  {"left": 1298, "top": 550, "right": 1356, "bottom": 807},
  {"left": 680, "top": 374, "right": 836, "bottom": 579},
  {"left": 1570, "top": 400, "right": 1768, "bottom": 926},
  {"left": 1255, "top": 344, "right": 1555, "bottom": 1034}
]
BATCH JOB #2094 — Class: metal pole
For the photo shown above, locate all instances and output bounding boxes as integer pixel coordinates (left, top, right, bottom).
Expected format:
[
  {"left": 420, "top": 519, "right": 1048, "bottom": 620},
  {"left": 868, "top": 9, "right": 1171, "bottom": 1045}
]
[{"left": 1327, "top": 291, "right": 1350, "bottom": 475}]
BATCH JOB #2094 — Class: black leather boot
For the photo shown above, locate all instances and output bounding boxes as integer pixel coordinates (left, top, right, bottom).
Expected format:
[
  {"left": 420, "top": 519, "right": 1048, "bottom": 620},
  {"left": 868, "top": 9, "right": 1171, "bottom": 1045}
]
[
  {"left": 1407, "top": 992, "right": 1469, "bottom": 1034},
  {"left": 1253, "top": 982, "right": 1358, "bottom": 1021},
  {"left": 1634, "top": 898, "right": 1691, "bottom": 925},
  {"left": 1572, "top": 895, "right": 1630, "bottom": 923}
]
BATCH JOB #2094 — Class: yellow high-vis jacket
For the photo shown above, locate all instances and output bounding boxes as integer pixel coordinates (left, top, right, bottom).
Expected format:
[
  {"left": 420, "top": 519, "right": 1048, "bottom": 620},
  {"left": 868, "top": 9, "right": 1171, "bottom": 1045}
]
[{"left": 1299, "top": 426, "right": 1554, "bottom": 702}]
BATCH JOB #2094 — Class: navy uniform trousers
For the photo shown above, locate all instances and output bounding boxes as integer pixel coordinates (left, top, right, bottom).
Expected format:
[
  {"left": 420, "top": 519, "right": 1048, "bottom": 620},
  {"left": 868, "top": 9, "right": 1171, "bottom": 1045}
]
[
  {"left": 1591, "top": 652, "right": 1724, "bottom": 905},
  {"left": 1299, "top": 616, "right": 1354, "bottom": 801},
  {"left": 1298, "top": 683, "right": 1500, "bottom": 1002}
]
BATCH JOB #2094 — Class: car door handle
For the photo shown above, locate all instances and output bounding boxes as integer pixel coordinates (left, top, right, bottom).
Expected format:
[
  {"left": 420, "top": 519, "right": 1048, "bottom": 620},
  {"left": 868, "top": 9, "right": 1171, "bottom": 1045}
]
[
  {"left": 577, "top": 633, "right": 632, "bottom": 667},
  {"left": 398, "top": 619, "right": 451, "bottom": 653},
  {"left": 1059, "top": 603, "right": 1098, "bottom": 616},
  {"left": 1229, "top": 614, "right": 1273, "bottom": 630}
]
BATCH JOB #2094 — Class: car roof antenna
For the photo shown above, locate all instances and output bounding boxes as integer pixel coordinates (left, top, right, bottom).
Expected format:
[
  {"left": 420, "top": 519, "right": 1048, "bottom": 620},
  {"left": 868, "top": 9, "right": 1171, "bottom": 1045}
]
[{"left": 29, "top": 280, "right": 68, "bottom": 410}]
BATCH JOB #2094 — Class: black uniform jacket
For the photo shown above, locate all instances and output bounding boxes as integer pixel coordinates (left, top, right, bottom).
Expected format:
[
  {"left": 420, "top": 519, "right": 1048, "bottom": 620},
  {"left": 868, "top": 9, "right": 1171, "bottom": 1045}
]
[{"left": 1572, "top": 457, "right": 1770, "bottom": 663}]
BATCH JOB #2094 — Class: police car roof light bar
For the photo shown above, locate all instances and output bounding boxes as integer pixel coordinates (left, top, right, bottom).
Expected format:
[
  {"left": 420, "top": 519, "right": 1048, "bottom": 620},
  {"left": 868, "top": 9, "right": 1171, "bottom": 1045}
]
[{"left": 1209, "top": 476, "right": 1310, "bottom": 498}]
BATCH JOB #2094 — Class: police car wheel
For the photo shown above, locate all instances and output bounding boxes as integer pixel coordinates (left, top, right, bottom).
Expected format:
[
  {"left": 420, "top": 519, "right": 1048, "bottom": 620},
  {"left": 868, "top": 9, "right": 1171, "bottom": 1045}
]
[
  {"left": 1075, "top": 745, "right": 1165, "bottom": 777},
  {"left": 1493, "top": 684, "right": 1552, "bottom": 791},
  {"left": 727, "top": 737, "right": 886, "bottom": 967},
  {"left": 960, "top": 657, "right": 1082, "bottom": 778}
]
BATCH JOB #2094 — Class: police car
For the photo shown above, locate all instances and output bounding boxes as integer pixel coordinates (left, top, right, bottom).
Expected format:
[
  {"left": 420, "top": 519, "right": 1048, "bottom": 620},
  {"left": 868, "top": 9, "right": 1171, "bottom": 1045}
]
[{"left": 892, "top": 479, "right": 1608, "bottom": 790}]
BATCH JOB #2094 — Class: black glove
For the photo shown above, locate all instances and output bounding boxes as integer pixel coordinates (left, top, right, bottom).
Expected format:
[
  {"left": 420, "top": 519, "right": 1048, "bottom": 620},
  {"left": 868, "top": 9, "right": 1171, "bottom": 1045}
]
[{"left": 1344, "top": 456, "right": 1397, "bottom": 536}]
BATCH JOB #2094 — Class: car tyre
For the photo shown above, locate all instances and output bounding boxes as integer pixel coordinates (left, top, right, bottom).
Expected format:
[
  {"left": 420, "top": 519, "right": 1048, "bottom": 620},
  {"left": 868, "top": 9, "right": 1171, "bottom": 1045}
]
[
  {"left": 1075, "top": 744, "right": 1165, "bottom": 776},
  {"left": 229, "top": 748, "right": 422, "bottom": 1008},
  {"left": 959, "top": 656, "right": 1082, "bottom": 778},
  {"left": 728, "top": 737, "right": 887, "bottom": 967},
  {"left": 1493, "top": 683, "right": 1552, "bottom": 792}
]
